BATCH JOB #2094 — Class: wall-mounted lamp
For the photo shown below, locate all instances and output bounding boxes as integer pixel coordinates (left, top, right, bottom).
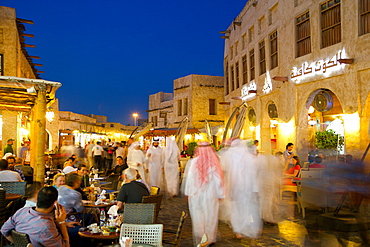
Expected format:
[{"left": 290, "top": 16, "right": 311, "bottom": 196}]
[
  {"left": 26, "top": 86, "right": 36, "bottom": 93},
  {"left": 46, "top": 107, "right": 55, "bottom": 123},
  {"left": 231, "top": 96, "right": 242, "bottom": 100},
  {"left": 272, "top": 76, "right": 288, "bottom": 82},
  {"left": 338, "top": 58, "right": 354, "bottom": 64},
  {"left": 308, "top": 119, "right": 317, "bottom": 126},
  {"left": 270, "top": 119, "right": 279, "bottom": 127}
]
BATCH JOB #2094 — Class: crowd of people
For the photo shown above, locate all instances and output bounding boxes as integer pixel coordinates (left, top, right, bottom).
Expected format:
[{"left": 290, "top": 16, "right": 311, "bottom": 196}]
[
  {"left": 1, "top": 135, "right": 365, "bottom": 247},
  {"left": 0, "top": 136, "right": 183, "bottom": 246}
]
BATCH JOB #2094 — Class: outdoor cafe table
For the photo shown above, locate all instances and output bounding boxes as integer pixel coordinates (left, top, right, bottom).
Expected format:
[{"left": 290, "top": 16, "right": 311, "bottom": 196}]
[
  {"left": 84, "top": 201, "right": 116, "bottom": 208},
  {"left": 5, "top": 193, "right": 22, "bottom": 201},
  {"left": 103, "top": 244, "right": 155, "bottom": 247},
  {"left": 78, "top": 230, "right": 120, "bottom": 240}
]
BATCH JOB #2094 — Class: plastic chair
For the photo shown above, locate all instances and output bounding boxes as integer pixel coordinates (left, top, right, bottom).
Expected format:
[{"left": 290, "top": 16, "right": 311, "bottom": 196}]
[
  {"left": 120, "top": 223, "right": 163, "bottom": 247},
  {"left": 142, "top": 194, "right": 163, "bottom": 223},
  {"left": 11, "top": 230, "right": 33, "bottom": 247},
  {"left": 162, "top": 211, "right": 187, "bottom": 246},
  {"left": 150, "top": 186, "right": 160, "bottom": 195},
  {"left": 0, "top": 182, "right": 27, "bottom": 196},
  {"left": 122, "top": 203, "right": 155, "bottom": 224}
]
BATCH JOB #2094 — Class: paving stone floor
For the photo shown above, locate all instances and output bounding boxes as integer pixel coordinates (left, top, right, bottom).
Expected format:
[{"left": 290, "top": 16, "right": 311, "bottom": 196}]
[{"left": 159, "top": 193, "right": 370, "bottom": 247}]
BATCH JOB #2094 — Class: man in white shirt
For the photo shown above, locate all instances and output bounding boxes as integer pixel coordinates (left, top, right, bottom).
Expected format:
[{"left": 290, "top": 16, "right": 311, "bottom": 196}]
[
  {"left": 0, "top": 159, "right": 22, "bottom": 182},
  {"left": 146, "top": 141, "right": 163, "bottom": 188},
  {"left": 92, "top": 141, "right": 104, "bottom": 171},
  {"left": 85, "top": 141, "right": 95, "bottom": 170}
]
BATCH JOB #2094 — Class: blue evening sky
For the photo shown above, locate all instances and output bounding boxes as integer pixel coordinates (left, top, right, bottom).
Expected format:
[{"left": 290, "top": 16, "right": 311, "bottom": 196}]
[{"left": 2, "top": 0, "right": 247, "bottom": 125}]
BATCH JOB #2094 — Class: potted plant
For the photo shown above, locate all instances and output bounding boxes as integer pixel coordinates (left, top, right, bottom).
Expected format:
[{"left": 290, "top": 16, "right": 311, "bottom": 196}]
[
  {"left": 185, "top": 141, "right": 198, "bottom": 158},
  {"left": 314, "top": 129, "right": 344, "bottom": 156}
]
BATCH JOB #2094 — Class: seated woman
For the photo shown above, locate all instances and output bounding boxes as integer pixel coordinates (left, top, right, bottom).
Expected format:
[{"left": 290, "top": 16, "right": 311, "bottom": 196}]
[
  {"left": 283, "top": 155, "right": 301, "bottom": 185},
  {"left": 58, "top": 173, "right": 93, "bottom": 245},
  {"left": 52, "top": 173, "right": 65, "bottom": 189},
  {"left": 58, "top": 173, "right": 84, "bottom": 214}
]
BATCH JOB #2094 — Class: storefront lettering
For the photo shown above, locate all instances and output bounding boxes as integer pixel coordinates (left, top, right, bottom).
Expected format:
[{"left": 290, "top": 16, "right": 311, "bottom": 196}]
[
  {"left": 291, "top": 50, "right": 346, "bottom": 83},
  {"left": 241, "top": 81, "right": 257, "bottom": 101},
  {"left": 262, "top": 76, "right": 272, "bottom": 94}
]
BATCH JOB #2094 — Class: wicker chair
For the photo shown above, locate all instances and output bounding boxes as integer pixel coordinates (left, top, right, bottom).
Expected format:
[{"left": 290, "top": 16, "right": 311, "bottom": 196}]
[
  {"left": 0, "top": 182, "right": 27, "bottom": 196},
  {"left": 120, "top": 223, "right": 163, "bottom": 247},
  {"left": 101, "top": 174, "right": 120, "bottom": 190},
  {"left": 11, "top": 230, "right": 32, "bottom": 247},
  {"left": 142, "top": 194, "right": 163, "bottom": 223},
  {"left": 162, "top": 211, "right": 187, "bottom": 247},
  {"left": 0, "top": 188, "right": 7, "bottom": 247},
  {"left": 122, "top": 203, "right": 155, "bottom": 224}
]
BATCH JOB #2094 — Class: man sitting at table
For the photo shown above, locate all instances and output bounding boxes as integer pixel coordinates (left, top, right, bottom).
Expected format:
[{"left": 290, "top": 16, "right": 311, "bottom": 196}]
[
  {"left": 1, "top": 186, "right": 70, "bottom": 247},
  {"left": 112, "top": 156, "right": 128, "bottom": 178},
  {"left": 116, "top": 168, "right": 150, "bottom": 210},
  {"left": 0, "top": 159, "right": 22, "bottom": 182},
  {"left": 309, "top": 156, "right": 326, "bottom": 168}
]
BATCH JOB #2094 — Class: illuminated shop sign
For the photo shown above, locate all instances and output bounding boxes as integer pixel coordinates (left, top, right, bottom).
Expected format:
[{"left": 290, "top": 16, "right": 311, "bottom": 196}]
[
  {"left": 291, "top": 49, "right": 346, "bottom": 83},
  {"left": 262, "top": 76, "right": 272, "bottom": 94},
  {"left": 241, "top": 81, "right": 257, "bottom": 101}
]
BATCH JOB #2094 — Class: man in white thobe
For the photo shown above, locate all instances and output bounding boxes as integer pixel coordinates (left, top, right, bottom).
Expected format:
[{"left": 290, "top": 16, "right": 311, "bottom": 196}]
[
  {"left": 163, "top": 137, "right": 180, "bottom": 197},
  {"left": 146, "top": 141, "right": 163, "bottom": 188},
  {"left": 127, "top": 142, "right": 147, "bottom": 183},
  {"left": 184, "top": 142, "right": 225, "bottom": 246},
  {"left": 220, "top": 139, "right": 262, "bottom": 243}
]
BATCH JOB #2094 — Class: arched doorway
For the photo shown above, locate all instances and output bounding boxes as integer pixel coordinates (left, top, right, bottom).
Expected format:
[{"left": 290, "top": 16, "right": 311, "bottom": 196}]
[
  {"left": 306, "top": 88, "right": 344, "bottom": 156},
  {"left": 267, "top": 101, "right": 278, "bottom": 154}
]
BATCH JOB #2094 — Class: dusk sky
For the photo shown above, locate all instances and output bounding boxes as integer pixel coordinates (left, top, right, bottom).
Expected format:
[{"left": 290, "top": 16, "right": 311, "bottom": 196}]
[{"left": 3, "top": 0, "right": 247, "bottom": 125}]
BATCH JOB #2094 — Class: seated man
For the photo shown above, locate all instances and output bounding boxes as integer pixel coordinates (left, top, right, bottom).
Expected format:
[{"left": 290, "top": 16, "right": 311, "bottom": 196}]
[
  {"left": 14, "top": 157, "right": 34, "bottom": 177},
  {"left": 112, "top": 156, "right": 128, "bottom": 178},
  {"left": 1, "top": 186, "right": 70, "bottom": 247},
  {"left": 62, "top": 158, "right": 77, "bottom": 174},
  {"left": 116, "top": 168, "right": 150, "bottom": 210},
  {"left": 7, "top": 156, "right": 25, "bottom": 181},
  {"left": 309, "top": 156, "right": 326, "bottom": 168},
  {"left": 0, "top": 159, "right": 22, "bottom": 182},
  {"left": 24, "top": 182, "right": 43, "bottom": 207}
]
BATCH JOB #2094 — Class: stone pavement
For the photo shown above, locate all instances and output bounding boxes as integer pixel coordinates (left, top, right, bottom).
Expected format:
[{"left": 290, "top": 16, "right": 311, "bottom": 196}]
[{"left": 159, "top": 193, "right": 369, "bottom": 247}]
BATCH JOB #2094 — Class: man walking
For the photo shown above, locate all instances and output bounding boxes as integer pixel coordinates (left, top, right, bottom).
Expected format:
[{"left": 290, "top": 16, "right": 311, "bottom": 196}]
[
  {"left": 92, "top": 141, "right": 104, "bottom": 171},
  {"left": 146, "top": 140, "right": 163, "bottom": 188}
]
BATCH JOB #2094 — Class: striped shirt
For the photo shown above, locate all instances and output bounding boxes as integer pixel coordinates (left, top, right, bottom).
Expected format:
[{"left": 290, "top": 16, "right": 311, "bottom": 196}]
[{"left": 1, "top": 207, "right": 69, "bottom": 247}]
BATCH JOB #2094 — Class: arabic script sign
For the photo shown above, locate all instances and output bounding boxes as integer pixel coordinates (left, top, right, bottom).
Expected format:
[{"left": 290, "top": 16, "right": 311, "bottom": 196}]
[
  {"left": 241, "top": 81, "right": 257, "bottom": 101},
  {"left": 291, "top": 50, "right": 346, "bottom": 83}
]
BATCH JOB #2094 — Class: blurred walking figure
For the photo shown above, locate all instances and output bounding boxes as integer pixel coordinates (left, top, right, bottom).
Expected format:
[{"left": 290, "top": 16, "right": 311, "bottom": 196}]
[
  {"left": 185, "top": 142, "right": 225, "bottom": 246},
  {"left": 146, "top": 140, "right": 164, "bottom": 188},
  {"left": 163, "top": 137, "right": 180, "bottom": 197},
  {"left": 257, "top": 154, "right": 285, "bottom": 224},
  {"left": 85, "top": 141, "right": 95, "bottom": 170},
  {"left": 127, "top": 142, "right": 147, "bottom": 183},
  {"left": 220, "top": 139, "right": 261, "bottom": 244}
]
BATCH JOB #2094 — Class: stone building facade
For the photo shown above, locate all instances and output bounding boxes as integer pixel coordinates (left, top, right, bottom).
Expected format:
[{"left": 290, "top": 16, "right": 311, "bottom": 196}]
[
  {"left": 148, "top": 92, "right": 173, "bottom": 129},
  {"left": 0, "top": 6, "right": 47, "bottom": 155},
  {"left": 223, "top": 0, "right": 370, "bottom": 159},
  {"left": 58, "top": 111, "right": 137, "bottom": 148},
  {"left": 148, "top": 74, "right": 226, "bottom": 145},
  {"left": 173, "top": 74, "right": 225, "bottom": 130}
]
